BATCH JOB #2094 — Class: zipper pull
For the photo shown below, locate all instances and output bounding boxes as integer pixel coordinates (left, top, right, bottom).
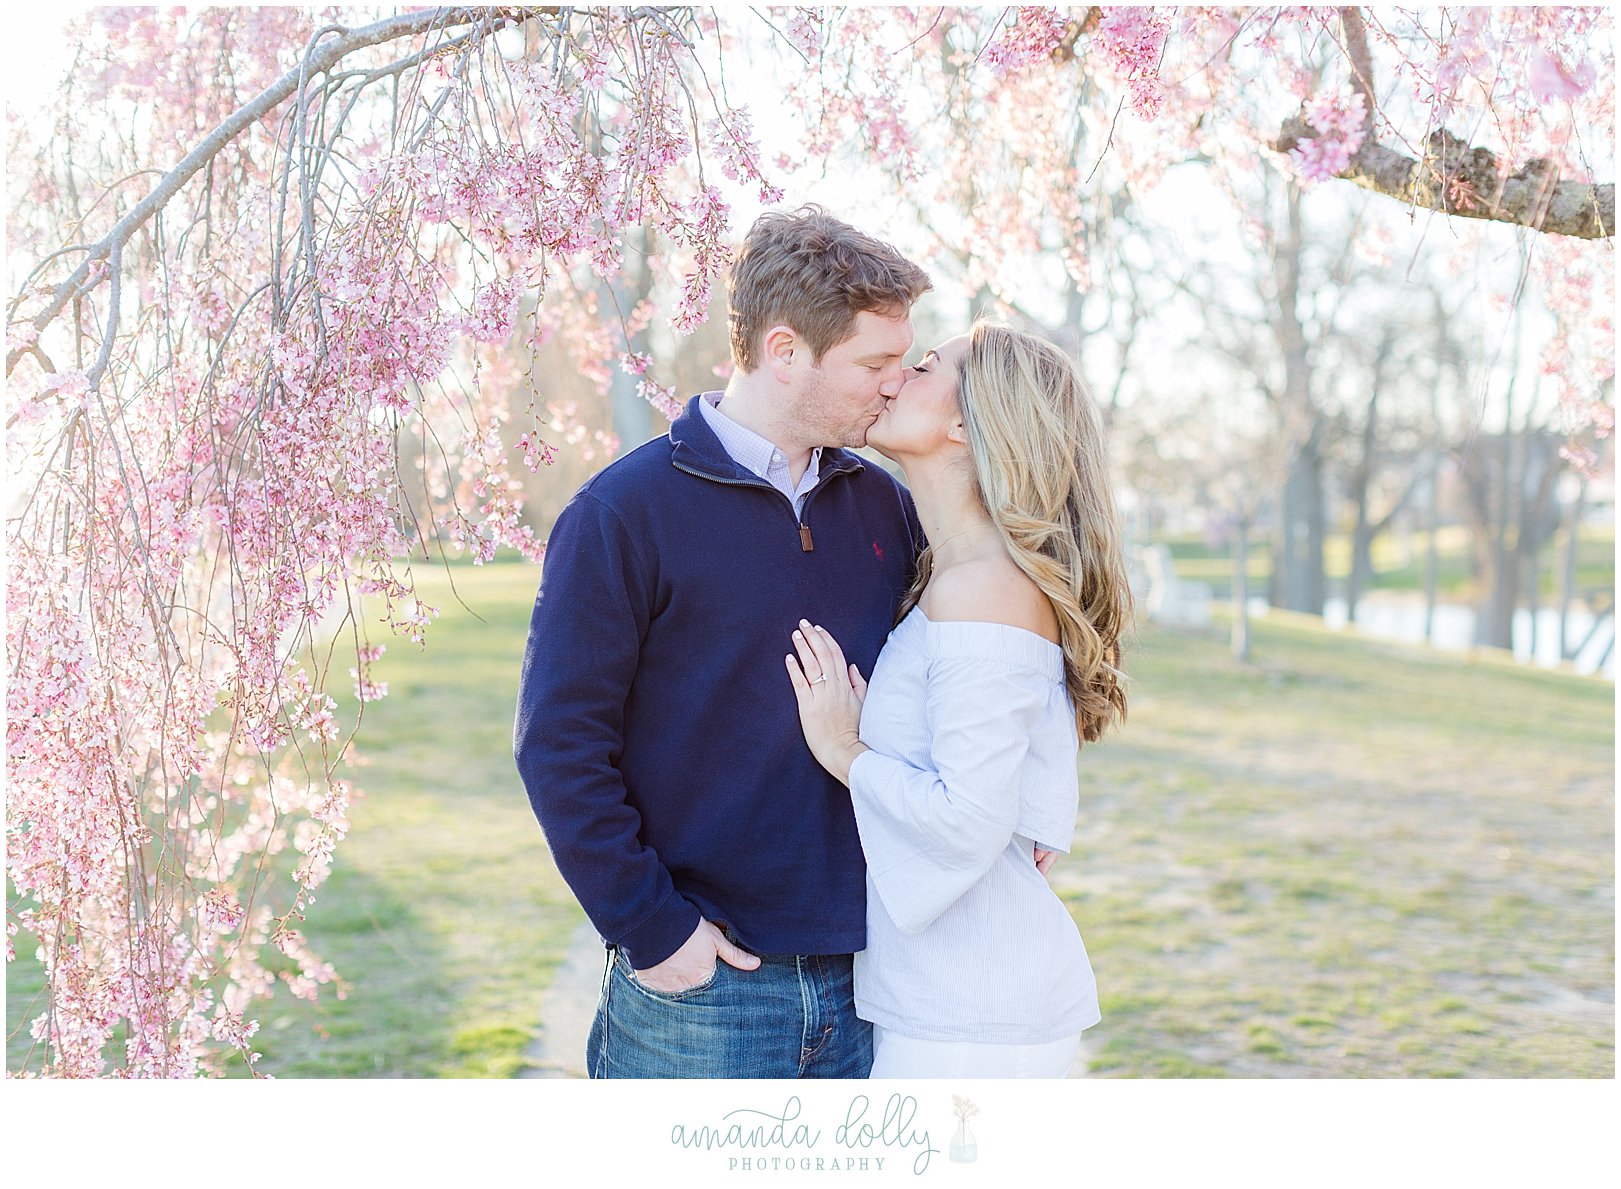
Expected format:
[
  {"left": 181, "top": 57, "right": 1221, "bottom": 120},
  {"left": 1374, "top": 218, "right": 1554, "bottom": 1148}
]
[{"left": 799, "top": 524, "right": 814, "bottom": 552}]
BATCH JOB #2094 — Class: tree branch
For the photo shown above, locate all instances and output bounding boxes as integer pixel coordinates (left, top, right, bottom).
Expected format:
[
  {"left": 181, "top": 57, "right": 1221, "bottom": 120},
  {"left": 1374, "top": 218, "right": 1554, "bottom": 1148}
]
[
  {"left": 1337, "top": 7, "right": 1377, "bottom": 138},
  {"left": 7, "top": 5, "right": 558, "bottom": 376},
  {"left": 1273, "top": 119, "right": 1614, "bottom": 239}
]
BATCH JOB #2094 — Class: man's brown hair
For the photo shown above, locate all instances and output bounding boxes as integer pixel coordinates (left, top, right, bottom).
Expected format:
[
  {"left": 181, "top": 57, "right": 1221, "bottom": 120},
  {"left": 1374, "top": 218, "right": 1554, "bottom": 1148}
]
[{"left": 727, "top": 206, "right": 932, "bottom": 373}]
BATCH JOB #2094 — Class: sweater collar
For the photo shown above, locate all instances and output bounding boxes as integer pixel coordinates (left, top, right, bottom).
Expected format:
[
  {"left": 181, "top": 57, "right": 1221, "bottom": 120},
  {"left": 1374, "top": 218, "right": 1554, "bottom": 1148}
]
[{"left": 668, "top": 395, "right": 865, "bottom": 482}]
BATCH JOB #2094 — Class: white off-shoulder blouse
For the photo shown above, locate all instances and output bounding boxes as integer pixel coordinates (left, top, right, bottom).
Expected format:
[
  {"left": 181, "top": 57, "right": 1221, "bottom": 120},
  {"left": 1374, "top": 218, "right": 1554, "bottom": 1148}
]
[{"left": 847, "top": 606, "right": 1101, "bottom": 1044}]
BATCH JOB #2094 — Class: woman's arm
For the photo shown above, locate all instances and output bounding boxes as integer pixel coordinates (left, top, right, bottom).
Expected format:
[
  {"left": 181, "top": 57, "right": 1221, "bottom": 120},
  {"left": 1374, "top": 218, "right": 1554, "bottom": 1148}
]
[
  {"left": 845, "top": 654, "right": 1049, "bottom": 933},
  {"left": 786, "top": 604, "right": 1063, "bottom": 932}
]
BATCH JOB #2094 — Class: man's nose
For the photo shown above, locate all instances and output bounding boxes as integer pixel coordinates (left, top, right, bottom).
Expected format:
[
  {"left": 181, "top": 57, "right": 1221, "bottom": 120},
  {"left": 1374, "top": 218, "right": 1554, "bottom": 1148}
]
[{"left": 879, "top": 364, "right": 907, "bottom": 396}]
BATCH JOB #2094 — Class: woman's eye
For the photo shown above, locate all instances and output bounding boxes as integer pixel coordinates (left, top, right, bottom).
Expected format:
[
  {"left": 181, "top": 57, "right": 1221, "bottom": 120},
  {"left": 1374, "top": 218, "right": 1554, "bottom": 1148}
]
[{"left": 912, "top": 363, "right": 930, "bottom": 374}]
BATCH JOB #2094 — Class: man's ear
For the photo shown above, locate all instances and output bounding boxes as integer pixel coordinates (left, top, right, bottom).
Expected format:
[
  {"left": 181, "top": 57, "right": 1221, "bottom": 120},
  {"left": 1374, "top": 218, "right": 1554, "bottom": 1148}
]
[{"left": 762, "top": 324, "right": 798, "bottom": 384}]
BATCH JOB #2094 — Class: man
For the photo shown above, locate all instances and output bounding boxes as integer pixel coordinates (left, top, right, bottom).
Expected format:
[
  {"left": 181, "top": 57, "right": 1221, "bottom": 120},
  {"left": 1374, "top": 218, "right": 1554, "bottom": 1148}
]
[{"left": 513, "top": 207, "right": 932, "bottom": 1078}]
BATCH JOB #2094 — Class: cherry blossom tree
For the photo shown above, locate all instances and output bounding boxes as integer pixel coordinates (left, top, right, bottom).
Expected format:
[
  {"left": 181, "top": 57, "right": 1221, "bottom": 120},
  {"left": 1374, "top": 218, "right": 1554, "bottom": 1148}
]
[
  {"left": 6, "top": 5, "right": 1612, "bottom": 1077},
  {"left": 6, "top": 5, "right": 775, "bottom": 1078}
]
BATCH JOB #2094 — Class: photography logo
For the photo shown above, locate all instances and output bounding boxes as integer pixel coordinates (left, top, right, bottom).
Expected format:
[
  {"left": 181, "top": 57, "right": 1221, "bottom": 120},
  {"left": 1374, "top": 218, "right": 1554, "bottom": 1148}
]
[{"left": 668, "top": 1093, "right": 942, "bottom": 1175}]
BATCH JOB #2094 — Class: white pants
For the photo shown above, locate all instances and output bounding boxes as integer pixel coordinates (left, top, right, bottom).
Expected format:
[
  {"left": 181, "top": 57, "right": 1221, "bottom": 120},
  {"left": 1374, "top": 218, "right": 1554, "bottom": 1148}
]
[{"left": 868, "top": 1023, "right": 1082, "bottom": 1079}]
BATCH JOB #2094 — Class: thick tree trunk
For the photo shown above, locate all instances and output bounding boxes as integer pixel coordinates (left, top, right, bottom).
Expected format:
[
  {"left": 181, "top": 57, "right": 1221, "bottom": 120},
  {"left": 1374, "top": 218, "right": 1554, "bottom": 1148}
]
[
  {"left": 1277, "top": 428, "right": 1326, "bottom": 614},
  {"left": 1422, "top": 456, "right": 1440, "bottom": 643},
  {"left": 1474, "top": 415, "right": 1519, "bottom": 648},
  {"left": 1524, "top": 548, "right": 1540, "bottom": 658},
  {"left": 1269, "top": 184, "right": 1326, "bottom": 616},
  {"left": 1475, "top": 551, "right": 1518, "bottom": 648},
  {"left": 1233, "top": 516, "right": 1251, "bottom": 662},
  {"left": 1471, "top": 326, "right": 1520, "bottom": 650},
  {"left": 1348, "top": 515, "right": 1374, "bottom": 624},
  {"left": 1464, "top": 429, "right": 1566, "bottom": 650},
  {"left": 1560, "top": 477, "right": 1587, "bottom": 660}
]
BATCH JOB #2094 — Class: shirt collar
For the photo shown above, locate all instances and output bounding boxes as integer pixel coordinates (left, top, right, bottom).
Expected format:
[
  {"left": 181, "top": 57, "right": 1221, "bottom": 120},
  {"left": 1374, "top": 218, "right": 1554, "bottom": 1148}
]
[{"left": 699, "top": 391, "right": 821, "bottom": 482}]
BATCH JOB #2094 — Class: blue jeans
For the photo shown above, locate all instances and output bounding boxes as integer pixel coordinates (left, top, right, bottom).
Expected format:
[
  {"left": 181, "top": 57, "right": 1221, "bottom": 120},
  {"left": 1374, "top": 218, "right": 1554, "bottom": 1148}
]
[{"left": 586, "top": 931, "right": 873, "bottom": 1079}]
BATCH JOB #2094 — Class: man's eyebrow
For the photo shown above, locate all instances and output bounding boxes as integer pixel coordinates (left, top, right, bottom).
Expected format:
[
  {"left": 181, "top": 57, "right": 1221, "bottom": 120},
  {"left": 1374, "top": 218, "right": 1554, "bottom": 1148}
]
[{"left": 855, "top": 350, "right": 907, "bottom": 362}]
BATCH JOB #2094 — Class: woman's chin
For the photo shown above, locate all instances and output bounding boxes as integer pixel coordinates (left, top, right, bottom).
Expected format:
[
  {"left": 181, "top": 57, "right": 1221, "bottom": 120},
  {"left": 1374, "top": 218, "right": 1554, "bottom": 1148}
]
[{"left": 863, "top": 428, "right": 897, "bottom": 459}]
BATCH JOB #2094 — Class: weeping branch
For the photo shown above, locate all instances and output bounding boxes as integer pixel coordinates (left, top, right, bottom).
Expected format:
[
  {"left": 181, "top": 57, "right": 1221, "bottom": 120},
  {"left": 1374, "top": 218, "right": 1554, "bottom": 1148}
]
[{"left": 7, "top": 5, "right": 558, "bottom": 377}]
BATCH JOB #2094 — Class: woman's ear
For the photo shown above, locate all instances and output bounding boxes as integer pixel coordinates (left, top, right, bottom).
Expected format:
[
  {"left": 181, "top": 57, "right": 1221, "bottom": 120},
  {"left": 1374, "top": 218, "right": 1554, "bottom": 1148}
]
[{"left": 946, "top": 418, "right": 969, "bottom": 446}]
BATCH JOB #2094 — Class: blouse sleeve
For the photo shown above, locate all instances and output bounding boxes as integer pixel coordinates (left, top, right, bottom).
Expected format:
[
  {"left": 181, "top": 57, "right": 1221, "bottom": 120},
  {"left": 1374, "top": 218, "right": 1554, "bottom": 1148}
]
[{"left": 847, "top": 651, "right": 1055, "bottom": 935}]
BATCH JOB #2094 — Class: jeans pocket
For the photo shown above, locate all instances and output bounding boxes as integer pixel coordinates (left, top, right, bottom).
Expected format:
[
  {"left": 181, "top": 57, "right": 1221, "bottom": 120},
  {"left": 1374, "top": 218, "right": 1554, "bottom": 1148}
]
[{"left": 617, "top": 947, "right": 721, "bottom": 1002}]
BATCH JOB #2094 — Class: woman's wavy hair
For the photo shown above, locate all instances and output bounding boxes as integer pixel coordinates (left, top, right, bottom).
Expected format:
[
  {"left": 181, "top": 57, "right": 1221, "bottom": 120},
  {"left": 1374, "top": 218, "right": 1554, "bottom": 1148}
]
[{"left": 899, "top": 321, "right": 1133, "bottom": 743}]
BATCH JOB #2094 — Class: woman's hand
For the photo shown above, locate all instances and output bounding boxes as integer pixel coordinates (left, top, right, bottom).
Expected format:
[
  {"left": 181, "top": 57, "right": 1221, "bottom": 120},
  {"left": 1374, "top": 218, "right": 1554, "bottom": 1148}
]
[{"left": 785, "top": 619, "right": 868, "bottom": 787}]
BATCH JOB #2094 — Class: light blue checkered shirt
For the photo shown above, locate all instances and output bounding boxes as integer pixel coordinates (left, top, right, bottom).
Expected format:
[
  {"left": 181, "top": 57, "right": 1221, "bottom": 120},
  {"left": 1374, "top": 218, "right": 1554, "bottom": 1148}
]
[{"left": 698, "top": 391, "right": 822, "bottom": 518}]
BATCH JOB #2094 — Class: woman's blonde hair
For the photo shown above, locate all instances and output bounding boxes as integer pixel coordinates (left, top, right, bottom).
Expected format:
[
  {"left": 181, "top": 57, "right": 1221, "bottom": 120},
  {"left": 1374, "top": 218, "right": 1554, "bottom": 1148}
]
[{"left": 900, "top": 321, "right": 1132, "bottom": 743}]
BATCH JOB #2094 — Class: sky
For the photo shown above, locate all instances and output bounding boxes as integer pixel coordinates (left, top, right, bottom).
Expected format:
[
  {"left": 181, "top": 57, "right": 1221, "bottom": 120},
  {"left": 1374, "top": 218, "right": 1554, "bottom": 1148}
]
[{"left": 3, "top": 6, "right": 78, "bottom": 119}]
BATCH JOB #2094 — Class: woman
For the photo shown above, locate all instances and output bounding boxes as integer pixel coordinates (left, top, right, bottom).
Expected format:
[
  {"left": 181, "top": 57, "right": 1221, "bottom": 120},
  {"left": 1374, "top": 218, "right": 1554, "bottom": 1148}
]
[{"left": 785, "top": 321, "right": 1131, "bottom": 1078}]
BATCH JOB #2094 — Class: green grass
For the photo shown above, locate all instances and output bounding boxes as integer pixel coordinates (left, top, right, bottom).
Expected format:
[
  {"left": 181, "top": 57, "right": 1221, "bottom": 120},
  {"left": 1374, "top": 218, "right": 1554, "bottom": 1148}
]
[
  {"left": 252, "top": 561, "right": 586, "bottom": 1078},
  {"left": 8, "top": 562, "right": 1613, "bottom": 1078},
  {"left": 1061, "top": 606, "right": 1614, "bottom": 1078}
]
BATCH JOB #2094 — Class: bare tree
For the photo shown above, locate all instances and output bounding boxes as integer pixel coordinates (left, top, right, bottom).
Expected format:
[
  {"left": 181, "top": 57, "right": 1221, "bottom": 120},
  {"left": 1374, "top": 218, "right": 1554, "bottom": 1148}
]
[{"left": 1453, "top": 306, "right": 1571, "bottom": 650}]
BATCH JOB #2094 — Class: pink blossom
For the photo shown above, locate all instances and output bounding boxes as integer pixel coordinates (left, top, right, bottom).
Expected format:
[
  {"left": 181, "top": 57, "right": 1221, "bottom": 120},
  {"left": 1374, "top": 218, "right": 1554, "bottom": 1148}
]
[
  {"left": 637, "top": 379, "right": 685, "bottom": 421},
  {"left": 1095, "top": 7, "right": 1172, "bottom": 119},
  {"left": 1528, "top": 47, "right": 1595, "bottom": 103},
  {"left": 40, "top": 369, "right": 91, "bottom": 406},
  {"left": 982, "top": 7, "right": 1069, "bottom": 75},
  {"left": 1289, "top": 90, "right": 1368, "bottom": 183}
]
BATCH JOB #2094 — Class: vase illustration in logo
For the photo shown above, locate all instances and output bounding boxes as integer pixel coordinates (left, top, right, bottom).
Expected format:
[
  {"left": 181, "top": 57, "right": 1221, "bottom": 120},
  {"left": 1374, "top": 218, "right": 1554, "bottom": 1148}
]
[
  {"left": 950, "top": 1116, "right": 978, "bottom": 1163},
  {"left": 949, "top": 1095, "right": 980, "bottom": 1163}
]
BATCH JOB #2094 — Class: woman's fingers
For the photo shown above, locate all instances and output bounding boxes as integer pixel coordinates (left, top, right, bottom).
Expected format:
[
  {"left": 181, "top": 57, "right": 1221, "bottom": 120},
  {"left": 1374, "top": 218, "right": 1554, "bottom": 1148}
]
[
  {"left": 811, "top": 623, "right": 850, "bottom": 680},
  {"left": 791, "top": 620, "right": 861, "bottom": 702},
  {"left": 785, "top": 653, "right": 811, "bottom": 706},
  {"left": 848, "top": 663, "right": 867, "bottom": 702},
  {"left": 790, "top": 627, "right": 824, "bottom": 682},
  {"left": 797, "top": 620, "right": 840, "bottom": 683}
]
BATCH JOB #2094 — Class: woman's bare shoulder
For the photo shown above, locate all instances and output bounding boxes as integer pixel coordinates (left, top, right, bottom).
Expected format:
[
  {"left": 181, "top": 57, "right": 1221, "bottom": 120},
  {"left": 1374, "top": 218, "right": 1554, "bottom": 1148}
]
[{"left": 921, "top": 555, "right": 1059, "bottom": 643}]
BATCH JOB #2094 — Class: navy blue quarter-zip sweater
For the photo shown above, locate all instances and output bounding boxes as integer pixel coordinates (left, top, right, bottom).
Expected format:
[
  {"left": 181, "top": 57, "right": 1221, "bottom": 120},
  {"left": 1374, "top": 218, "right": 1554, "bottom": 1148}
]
[{"left": 514, "top": 396, "right": 923, "bottom": 970}]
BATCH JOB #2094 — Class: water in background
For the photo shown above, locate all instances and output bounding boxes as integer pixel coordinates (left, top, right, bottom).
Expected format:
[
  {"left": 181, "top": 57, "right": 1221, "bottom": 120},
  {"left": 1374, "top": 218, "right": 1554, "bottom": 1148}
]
[{"left": 1244, "top": 595, "right": 1615, "bottom": 680}]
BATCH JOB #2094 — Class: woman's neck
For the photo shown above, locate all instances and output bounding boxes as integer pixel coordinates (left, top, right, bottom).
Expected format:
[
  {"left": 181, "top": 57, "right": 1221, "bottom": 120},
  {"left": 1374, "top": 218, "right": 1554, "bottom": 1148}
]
[{"left": 901, "top": 460, "right": 1001, "bottom": 569}]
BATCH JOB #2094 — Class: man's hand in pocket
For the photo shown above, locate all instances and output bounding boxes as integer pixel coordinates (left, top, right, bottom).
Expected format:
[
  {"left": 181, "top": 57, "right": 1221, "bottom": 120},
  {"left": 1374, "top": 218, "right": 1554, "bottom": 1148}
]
[{"left": 633, "top": 917, "right": 761, "bottom": 993}]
